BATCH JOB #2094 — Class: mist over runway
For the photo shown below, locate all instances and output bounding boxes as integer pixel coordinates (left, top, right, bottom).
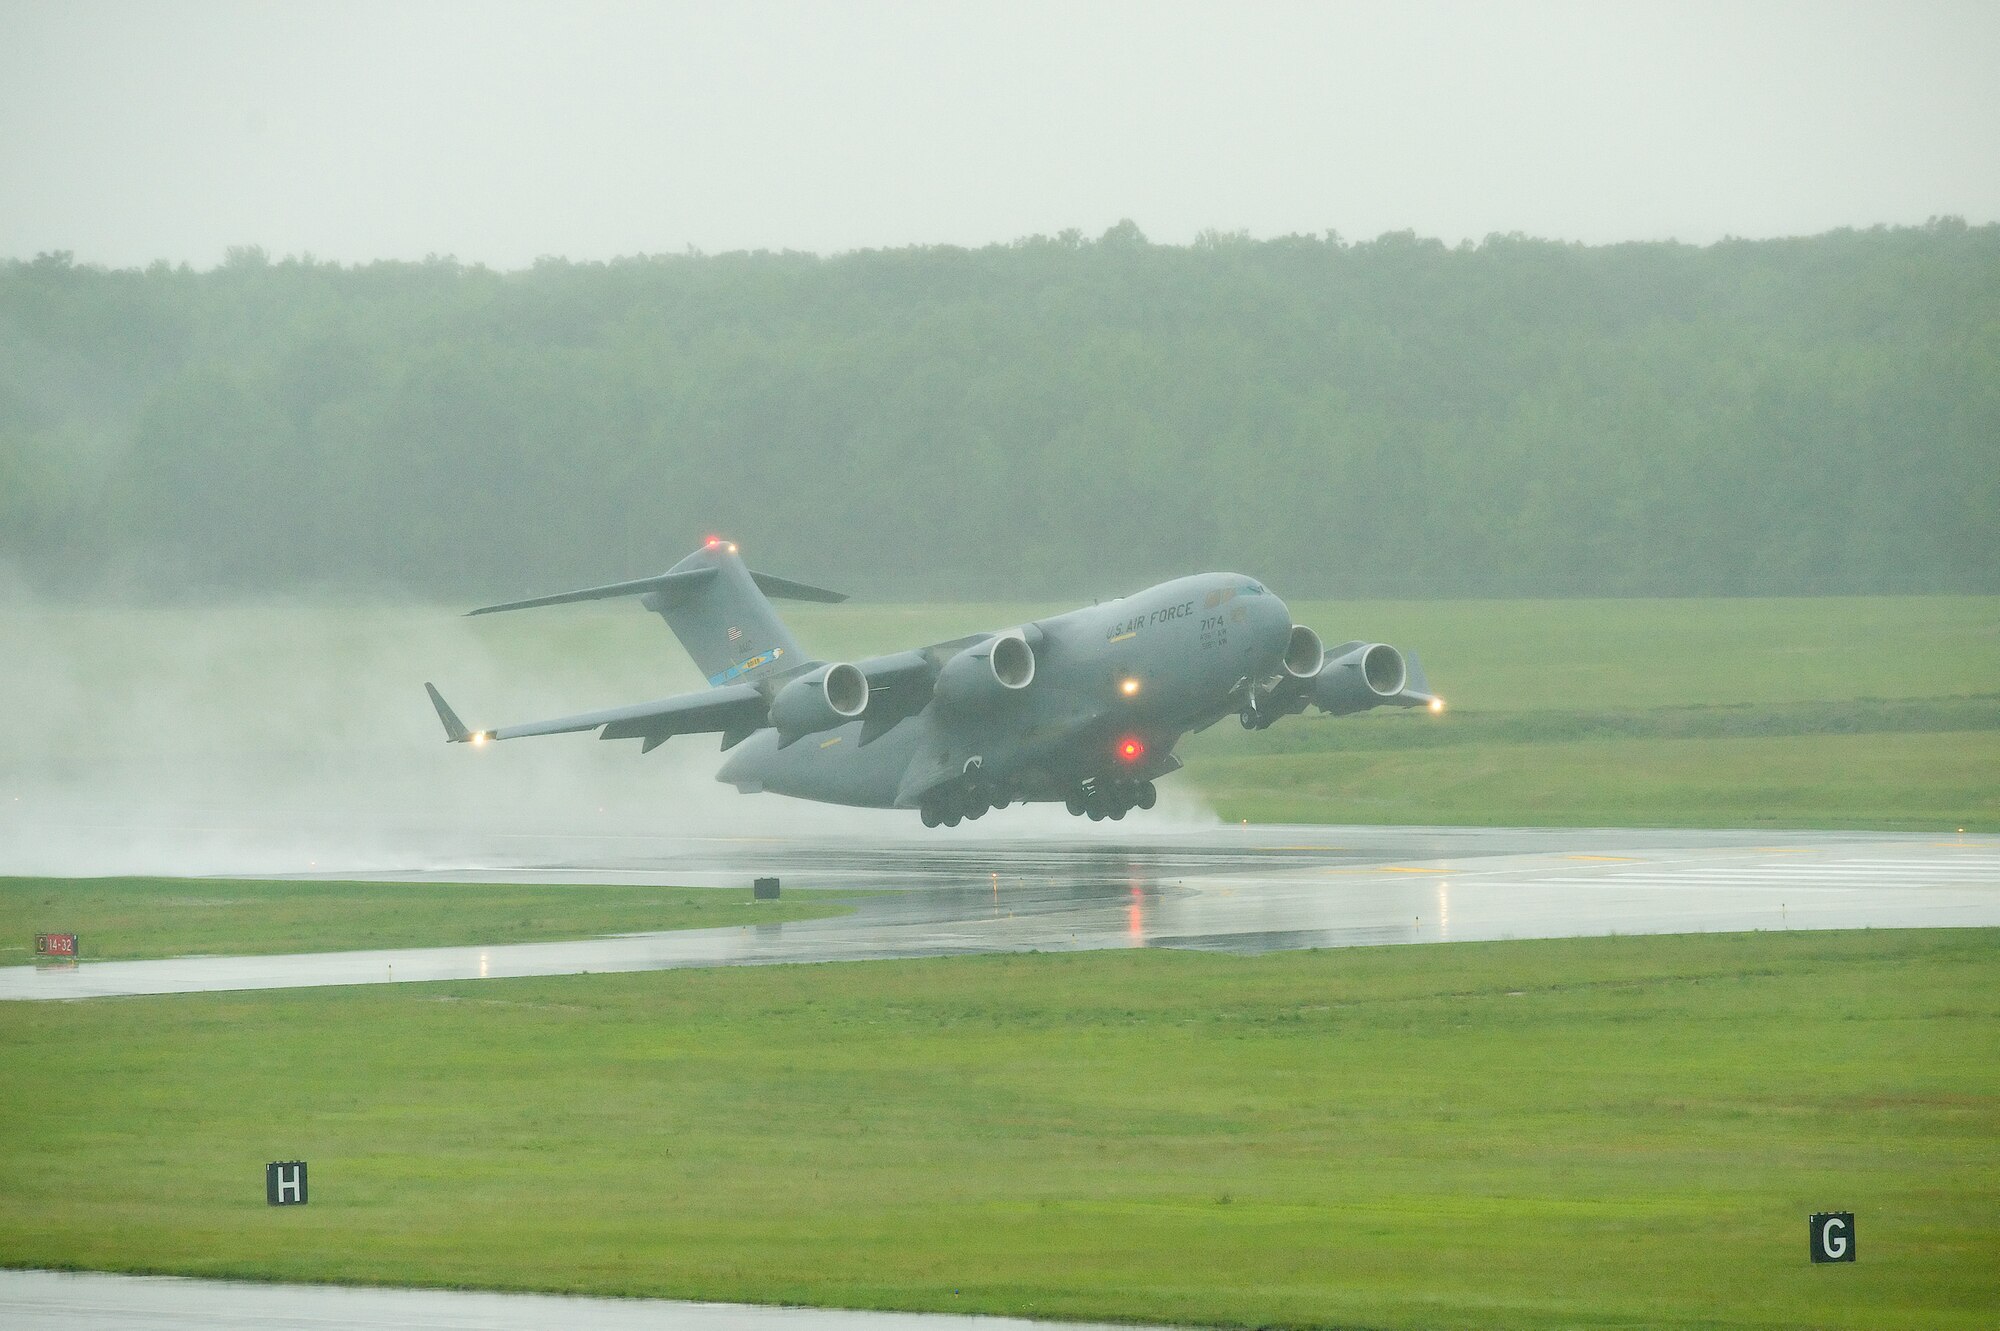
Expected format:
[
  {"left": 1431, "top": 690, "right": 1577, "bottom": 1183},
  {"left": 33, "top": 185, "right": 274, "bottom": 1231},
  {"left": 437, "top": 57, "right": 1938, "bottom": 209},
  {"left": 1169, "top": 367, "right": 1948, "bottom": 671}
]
[{"left": 6, "top": 823, "right": 1995, "bottom": 1001}]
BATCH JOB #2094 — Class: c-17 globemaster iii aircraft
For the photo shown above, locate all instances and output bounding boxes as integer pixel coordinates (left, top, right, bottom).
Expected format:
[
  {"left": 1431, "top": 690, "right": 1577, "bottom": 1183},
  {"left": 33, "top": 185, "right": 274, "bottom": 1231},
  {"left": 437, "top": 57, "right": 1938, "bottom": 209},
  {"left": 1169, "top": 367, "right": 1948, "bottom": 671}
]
[{"left": 425, "top": 537, "right": 1442, "bottom": 826}]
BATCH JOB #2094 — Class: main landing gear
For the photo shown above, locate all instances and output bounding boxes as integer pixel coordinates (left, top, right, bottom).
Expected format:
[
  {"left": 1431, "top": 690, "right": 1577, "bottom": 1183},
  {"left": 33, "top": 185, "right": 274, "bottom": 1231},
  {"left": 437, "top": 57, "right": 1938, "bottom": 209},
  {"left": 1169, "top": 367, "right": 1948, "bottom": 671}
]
[
  {"left": 919, "top": 785, "right": 1015, "bottom": 828},
  {"left": 1063, "top": 778, "right": 1157, "bottom": 821}
]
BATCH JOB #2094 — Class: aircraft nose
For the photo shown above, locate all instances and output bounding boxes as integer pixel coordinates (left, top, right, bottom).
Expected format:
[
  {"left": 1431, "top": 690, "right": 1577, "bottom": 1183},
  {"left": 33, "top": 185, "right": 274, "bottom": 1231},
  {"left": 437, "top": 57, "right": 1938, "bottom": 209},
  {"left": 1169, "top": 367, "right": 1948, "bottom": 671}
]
[{"left": 1258, "top": 590, "right": 1295, "bottom": 658}]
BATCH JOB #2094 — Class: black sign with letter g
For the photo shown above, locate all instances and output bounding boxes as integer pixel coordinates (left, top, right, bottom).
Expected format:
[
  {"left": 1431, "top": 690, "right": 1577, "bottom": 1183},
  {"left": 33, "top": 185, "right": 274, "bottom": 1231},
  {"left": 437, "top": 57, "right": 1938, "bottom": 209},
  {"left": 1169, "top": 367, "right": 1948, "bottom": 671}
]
[{"left": 1809, "top": 1211, "right": 1854, "bottom": 1263}]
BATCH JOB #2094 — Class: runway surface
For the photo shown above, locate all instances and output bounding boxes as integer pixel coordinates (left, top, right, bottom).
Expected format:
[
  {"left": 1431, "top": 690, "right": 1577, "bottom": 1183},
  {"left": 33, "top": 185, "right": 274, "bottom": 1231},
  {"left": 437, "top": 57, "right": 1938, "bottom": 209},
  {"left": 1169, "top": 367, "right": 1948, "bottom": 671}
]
[
  {"left": 0, "top": 1270, "right": 1165, "bottom": 1331},
  {"left": 6, "top": 823, "right": 1996, "bottom": 1000}
]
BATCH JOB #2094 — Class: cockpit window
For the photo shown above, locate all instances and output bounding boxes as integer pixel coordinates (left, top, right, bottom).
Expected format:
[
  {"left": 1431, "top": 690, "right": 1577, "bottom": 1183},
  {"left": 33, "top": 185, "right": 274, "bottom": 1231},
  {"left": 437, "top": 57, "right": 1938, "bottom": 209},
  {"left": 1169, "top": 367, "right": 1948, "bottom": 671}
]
[{"left": 1242, "top": 581, "right": 1265, "bottom": 594}]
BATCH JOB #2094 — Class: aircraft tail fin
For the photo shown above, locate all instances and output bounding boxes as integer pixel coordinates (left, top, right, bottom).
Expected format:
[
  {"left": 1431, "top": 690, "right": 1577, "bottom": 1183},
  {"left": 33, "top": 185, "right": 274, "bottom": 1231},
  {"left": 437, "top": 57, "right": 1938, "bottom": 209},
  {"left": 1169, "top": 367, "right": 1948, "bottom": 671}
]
[{"left": 466, "top": 540, "right": 844, "bottom": 689}]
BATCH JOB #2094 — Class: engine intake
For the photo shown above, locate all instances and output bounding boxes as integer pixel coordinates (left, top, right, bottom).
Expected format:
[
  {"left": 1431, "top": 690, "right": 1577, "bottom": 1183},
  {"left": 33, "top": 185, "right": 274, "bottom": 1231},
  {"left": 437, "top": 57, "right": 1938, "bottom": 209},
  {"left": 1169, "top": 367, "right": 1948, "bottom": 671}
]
[
  {"left": 935, "top": 633, "right": 1036, "bottom": 710},
  {"left": 770, "top": 662, "right": 870, "bottom": 745},
  {"left": 1283, "top": 625, "right": 1324, "bottom": 678},
  {"left": 1311, "top": 643, "right": 1408, "bottom": 715}
]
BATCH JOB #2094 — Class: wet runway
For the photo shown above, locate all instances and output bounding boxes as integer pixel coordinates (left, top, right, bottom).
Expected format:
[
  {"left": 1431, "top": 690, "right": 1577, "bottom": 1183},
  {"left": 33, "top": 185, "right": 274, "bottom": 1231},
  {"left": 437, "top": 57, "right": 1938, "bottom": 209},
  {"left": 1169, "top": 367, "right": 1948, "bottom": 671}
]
[
  {"left": 0, "top": 1270, "right": 1165, "bottom": 1331},
  {"left": 6, "top": 824, "right": 1996, "bottom": 1000}
]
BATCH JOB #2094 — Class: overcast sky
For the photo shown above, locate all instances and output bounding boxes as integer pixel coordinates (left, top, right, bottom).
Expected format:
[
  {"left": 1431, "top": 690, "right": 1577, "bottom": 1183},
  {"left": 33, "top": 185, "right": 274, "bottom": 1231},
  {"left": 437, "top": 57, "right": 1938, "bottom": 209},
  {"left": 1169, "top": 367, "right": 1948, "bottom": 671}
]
[{"left": 3, "top": 0, "right": 1996, "bottom": 269}]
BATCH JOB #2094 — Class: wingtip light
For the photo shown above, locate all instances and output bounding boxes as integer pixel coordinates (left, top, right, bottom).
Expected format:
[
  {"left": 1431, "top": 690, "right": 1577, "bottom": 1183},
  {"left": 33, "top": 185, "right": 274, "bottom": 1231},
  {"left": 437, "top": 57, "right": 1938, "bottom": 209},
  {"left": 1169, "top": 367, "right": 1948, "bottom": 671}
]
[{"left": 1429, "top": 697, "right": 1445, "bottom": 714}]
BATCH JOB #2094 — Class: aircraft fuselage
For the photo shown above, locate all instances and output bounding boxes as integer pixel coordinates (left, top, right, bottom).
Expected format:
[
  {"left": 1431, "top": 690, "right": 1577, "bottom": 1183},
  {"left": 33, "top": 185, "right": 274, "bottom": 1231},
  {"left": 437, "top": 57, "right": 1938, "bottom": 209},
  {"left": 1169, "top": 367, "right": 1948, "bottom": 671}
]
[{"left": 717, "top": 572, "right": 1292, "bottom": 809}]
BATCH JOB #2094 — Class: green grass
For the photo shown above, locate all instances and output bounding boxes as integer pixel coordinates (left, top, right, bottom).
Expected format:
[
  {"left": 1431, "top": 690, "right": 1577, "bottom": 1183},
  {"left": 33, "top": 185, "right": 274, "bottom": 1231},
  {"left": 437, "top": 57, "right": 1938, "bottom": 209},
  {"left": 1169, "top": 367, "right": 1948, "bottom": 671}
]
[
  {"left": 1192, "top": 730, "right": 2000, "bottom": 830},
  {"left": 0, "top": 878, "right": 851, "bottom": 964},
  {"left": 1, "top": 929, "right": 1994, "bottom": 1329}
]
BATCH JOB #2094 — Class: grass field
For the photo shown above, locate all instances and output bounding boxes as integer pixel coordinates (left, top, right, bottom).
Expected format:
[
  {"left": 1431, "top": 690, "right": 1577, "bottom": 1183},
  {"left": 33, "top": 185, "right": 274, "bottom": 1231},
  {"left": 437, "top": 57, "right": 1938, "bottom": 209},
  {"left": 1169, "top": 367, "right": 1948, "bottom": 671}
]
[
  {"left": 0, "top": 878, "right": 851, "bottom": 963},
  {"left": 6, "top": 593, "right": 1995, "bottom": 834},
  {"left": 1, "top": 928, "right": 1993, "bottom": 1329},
  {"left": 1191, "top": 730, "right": 2000, "bottom": 830}
]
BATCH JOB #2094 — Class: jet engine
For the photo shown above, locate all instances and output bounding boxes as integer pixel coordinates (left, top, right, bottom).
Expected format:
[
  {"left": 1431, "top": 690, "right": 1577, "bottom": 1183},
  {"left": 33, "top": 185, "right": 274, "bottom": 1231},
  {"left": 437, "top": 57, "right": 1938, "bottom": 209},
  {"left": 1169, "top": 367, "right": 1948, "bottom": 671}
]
[
  {"left": 769, "top": 662, "right": 870, "bottom": 746},
  {"left": 1283, "top": 625, "right": 1325, "bottom": 678},
  {"left": 934, "top": 633, "right": 1036, "bottom": 710},
  {"left": 1311, "top": 642, "right": 1407, "bottom": 715}
]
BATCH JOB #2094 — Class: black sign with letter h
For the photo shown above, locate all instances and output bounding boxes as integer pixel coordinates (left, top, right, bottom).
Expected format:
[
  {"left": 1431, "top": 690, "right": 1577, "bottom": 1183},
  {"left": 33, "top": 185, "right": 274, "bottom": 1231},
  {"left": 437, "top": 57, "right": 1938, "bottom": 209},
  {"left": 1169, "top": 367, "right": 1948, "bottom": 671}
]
[
  {"left": 1809, "top": 1211, "right": 1854, "bottom": 1262},
  {"left": 266, "top": 1160, "right": 308, "bottom": 1206}
]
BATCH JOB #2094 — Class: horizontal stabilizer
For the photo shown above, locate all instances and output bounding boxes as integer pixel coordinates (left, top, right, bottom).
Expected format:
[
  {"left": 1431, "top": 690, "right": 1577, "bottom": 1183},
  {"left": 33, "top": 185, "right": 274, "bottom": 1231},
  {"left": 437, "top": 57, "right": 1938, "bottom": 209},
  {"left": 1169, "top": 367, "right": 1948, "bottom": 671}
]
[
  {"left": 750, "top": 570, "right": 847, "bottom": 604},
  {"left": 467, "top": 566, "right": 718, "bottom": 617}
]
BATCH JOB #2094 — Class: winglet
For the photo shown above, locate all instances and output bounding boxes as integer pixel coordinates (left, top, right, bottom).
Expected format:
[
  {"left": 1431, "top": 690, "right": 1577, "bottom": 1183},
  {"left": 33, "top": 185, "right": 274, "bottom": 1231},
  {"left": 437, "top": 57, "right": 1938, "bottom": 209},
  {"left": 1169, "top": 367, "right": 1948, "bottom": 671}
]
[{"left": 425, "top": 682, "right": 473, "bottom": 743}]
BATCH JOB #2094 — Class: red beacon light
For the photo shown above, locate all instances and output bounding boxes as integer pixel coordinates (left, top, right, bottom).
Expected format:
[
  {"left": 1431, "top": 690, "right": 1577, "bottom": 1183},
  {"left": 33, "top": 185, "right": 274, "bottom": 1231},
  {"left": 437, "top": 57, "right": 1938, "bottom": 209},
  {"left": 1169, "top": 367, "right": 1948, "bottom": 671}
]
[{"left": 1116, "top": 737, "right": 1146, "bottom": 764}]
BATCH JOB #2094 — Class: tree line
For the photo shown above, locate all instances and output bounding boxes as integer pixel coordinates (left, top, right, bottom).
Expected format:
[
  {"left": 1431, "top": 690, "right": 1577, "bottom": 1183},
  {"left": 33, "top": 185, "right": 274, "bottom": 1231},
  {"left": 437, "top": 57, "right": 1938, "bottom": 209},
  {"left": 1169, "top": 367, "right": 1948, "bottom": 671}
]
[{"left": 3, "top": 220, "right": 1995, "bottom": 601}]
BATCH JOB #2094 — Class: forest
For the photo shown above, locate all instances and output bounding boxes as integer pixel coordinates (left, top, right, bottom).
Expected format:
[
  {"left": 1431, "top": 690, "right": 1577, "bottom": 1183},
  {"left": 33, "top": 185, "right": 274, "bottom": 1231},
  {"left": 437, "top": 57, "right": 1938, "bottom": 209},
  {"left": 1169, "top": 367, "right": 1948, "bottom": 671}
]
[{"left": 3, "top": 220, "right": 1994, "bottom": 600}]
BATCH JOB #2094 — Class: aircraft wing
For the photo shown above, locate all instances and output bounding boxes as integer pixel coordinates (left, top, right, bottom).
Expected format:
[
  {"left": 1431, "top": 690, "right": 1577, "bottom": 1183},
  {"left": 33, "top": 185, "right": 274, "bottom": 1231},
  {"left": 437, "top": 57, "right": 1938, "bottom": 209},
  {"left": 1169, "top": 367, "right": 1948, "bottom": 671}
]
[{"left": 425, "top": 681, "right": 769, "bottom": 754}]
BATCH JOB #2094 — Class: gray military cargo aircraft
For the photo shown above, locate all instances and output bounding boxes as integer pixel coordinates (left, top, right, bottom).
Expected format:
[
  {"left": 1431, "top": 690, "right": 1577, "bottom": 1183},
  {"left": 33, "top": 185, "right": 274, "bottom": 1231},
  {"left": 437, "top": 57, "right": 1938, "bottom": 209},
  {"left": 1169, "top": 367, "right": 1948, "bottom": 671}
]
[{"left": 425, "top": 537, "right": 1442, "bottom": 826}]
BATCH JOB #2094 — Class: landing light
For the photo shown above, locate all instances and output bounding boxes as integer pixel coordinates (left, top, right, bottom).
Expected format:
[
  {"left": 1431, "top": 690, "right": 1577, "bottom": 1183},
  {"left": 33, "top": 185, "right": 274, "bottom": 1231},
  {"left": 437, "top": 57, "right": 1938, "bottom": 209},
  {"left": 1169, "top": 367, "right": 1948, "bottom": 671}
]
[
  {"left": 1429, "top": 697, "right": 1445, "bottom": 714},
  {"left": 727, "top": 542, "right": 738, "bottom": 554},
  {"left": 471, "top": 731, "right": 490, "bottom": 747},
  {"left": 1119, "top": 678, "right": 1141, "bottom": 697}
]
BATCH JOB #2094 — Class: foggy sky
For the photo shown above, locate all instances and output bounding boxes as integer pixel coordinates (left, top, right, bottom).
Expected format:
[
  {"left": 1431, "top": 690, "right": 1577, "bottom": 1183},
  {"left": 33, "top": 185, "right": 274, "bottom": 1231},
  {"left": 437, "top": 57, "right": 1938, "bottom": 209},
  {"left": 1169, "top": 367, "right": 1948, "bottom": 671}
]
[{"left": 3, "top": 0, "right": 1996, "bottom": 269}]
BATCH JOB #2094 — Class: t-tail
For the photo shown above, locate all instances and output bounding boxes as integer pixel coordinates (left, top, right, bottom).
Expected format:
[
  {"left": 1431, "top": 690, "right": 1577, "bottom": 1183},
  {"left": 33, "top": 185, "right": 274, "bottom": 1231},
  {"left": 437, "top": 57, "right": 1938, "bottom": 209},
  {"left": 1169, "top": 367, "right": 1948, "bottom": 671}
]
[{"left": 466, "top": 537, "right": 844, "bottom": 687}]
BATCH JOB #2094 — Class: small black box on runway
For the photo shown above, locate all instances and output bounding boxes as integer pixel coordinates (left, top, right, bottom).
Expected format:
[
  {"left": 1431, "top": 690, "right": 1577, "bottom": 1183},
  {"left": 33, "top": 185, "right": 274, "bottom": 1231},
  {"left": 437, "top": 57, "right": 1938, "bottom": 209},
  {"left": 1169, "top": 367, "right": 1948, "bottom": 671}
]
[
  {"left": 267, "top": 1161, "right": 308, "bottom": 1206},
  {"left": 753, "top": 877, "right": 781, "bottom": 900}
]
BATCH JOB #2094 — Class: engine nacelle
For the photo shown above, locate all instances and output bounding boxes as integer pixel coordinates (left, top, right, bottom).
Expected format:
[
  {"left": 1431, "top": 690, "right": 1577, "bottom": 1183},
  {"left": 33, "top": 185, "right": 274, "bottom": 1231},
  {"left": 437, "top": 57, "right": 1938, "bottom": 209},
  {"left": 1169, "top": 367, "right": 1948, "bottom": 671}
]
[
  {"left": 1283, "top": 625, "right": 1324, "bottom": 678},
  {"left": 934, "top": 633, "right": 1036, "bottom": 711},
  {"left": 1312, "top": 643, "right": 1407, "bottom": 716},
  {"left": 770, "top": 662, "right": 869, "bottom": 745}
]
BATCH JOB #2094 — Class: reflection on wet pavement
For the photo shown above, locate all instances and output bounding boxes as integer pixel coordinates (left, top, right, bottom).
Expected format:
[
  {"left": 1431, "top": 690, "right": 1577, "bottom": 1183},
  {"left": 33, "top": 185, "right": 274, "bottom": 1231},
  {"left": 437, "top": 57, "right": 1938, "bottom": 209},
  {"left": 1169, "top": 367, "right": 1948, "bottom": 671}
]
[{"left": 4, "top": 824, "right": 1997, "bottom": 1000}]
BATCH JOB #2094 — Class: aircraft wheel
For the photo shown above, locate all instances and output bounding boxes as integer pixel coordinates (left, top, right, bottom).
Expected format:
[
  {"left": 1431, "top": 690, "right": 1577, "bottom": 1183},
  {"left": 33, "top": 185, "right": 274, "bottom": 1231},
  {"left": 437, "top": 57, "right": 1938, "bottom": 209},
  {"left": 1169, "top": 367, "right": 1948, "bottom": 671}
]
[
  {"left": 1065, "top": 793, "right": 1086, "bottom": 816},
  {"left": 1086, "top": 807, "right": 1105, "bottom": 821},
  {"left": 1109, "top": 804, "right": 1128, "bottom": 820},
  {"left": 920, "top": 806, "right": 940, "bottom": 828},
  {"left": 944, "top": 811, "right": 963, "bottom": 828},
  {"left": 1136, "top": 781, "right": 1158, "bottom": 810}
]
